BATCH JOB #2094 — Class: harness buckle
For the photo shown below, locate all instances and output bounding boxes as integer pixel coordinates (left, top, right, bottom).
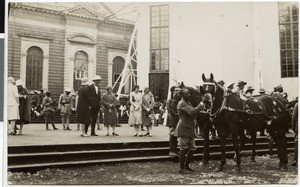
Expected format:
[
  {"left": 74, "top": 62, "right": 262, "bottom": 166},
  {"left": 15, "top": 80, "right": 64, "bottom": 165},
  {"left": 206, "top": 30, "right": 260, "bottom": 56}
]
[{"left": 246, "top": 109, "right": 253, "bottom": 114}]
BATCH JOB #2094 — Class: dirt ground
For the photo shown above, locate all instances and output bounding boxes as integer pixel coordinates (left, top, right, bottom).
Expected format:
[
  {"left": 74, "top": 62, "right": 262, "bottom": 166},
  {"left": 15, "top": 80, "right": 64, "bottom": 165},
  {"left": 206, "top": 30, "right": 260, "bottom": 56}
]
[{"left": 8, "top": 154, "right": 298, "bottom": 185}]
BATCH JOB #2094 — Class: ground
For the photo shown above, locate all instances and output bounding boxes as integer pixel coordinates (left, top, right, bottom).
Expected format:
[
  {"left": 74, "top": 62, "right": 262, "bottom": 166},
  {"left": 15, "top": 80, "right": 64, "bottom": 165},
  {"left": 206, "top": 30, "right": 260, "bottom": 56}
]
[{"left": 8, "top": 154, "right": 298, "bottom": 185}]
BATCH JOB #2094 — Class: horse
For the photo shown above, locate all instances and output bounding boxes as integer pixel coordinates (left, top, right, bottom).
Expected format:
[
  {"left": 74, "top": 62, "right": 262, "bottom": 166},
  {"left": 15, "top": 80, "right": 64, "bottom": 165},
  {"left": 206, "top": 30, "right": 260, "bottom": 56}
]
[
  {"left": 178, "top": 81, "right": 214, "bottom": 167},
  {"left": 201, "top": 73, "right": 292, "bottom": 172}
]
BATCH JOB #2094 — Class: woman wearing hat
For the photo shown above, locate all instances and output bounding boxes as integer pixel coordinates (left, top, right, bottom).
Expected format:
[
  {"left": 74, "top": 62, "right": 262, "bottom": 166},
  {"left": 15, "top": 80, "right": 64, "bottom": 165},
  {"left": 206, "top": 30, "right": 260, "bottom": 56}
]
[
  {"left": 7, "top": 77, "right": 20, "bottom": 135},
  {"left": 76, "top": 77, "right": 90, "bottom": 137},
  {"left": 128, "top": 85, "right": 143, "bottom": 137},
  {"left": 15, "top": 80, "right": 31, "bottom": 135},
  {"left": 59, "top": 88, "right": 72, "bottom": 130},
  {"left": 142, "top": 87, "right": 155, "bottom": 136},
  {"left": 102, "top": 86, "right": 119, "bottom": 136}
]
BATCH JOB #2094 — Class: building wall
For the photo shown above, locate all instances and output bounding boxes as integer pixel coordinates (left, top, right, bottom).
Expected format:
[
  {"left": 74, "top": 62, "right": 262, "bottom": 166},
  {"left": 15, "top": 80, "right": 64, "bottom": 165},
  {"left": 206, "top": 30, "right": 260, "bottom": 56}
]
[
  {"left": 8, "top": 9, "right": 65, "bottom": 99},
  {"left": 253, "top": 2, "right": 298, "bottom": 99},
  {"left": 137, "top": 2, "right": 298, "bottom": 100},
  {"left": 7, "top": 5, "right": 134, "bottom": 100}
]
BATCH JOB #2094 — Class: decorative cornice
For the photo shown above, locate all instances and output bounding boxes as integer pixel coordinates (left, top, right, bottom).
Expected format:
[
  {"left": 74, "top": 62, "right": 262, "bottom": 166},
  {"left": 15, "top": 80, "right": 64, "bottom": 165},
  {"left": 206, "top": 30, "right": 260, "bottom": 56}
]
[
  {"left": 18, "top": 33, "right": 53, "bottom": 40},
  {"left": 13, "top": 3, "right": 134, "bottom": 28}
]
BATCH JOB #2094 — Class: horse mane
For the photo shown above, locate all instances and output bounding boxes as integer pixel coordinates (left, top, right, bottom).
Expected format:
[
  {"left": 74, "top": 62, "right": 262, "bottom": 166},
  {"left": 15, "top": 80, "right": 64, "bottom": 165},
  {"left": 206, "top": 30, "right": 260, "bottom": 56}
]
[{"left": 185, "top": 86, "right": 202, "bottom": 107}]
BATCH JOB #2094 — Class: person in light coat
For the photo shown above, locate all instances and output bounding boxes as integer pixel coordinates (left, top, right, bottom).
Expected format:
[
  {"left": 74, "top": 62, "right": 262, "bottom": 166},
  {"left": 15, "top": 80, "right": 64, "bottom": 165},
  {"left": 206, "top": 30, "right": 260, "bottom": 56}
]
[{"left": 7, "top": 77, "right": 20, "bottom": 135}]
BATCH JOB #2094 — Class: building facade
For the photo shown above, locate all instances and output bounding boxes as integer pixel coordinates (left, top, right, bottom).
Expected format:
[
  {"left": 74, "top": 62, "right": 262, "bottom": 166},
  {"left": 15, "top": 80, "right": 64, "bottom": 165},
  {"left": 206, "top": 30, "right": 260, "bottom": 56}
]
[
  {"left": 136, "top": 2, "right": 299, "bottom": 101},
  {"left": 7, "top": 3, "right": 134, "bottom": 99}
]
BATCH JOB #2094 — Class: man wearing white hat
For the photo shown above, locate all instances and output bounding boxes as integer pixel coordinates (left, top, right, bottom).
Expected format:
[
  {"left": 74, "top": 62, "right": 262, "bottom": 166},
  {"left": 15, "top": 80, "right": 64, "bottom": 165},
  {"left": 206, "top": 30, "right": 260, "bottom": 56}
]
[
  {"left": 59, "top": 87, "right": 72, "bottom": 130},
  {"left": 86, "top": 75, "right": 102, "bottom": 136}
]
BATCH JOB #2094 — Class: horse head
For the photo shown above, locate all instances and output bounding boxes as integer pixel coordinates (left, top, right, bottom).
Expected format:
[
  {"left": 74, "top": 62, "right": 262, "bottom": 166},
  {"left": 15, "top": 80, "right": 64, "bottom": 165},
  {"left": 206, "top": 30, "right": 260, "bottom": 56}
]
[{"left": 201, "top": 73, "right": 226, "bottom": 114}]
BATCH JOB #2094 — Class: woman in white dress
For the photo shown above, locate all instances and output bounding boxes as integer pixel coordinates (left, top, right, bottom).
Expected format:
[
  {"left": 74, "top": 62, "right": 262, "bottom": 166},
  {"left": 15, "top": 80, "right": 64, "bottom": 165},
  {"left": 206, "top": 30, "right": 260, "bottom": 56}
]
[
  {"left": 7, "top": 77, "right": 20, "bottom": 135},
  {"left": 128, "top": 85, "right": 143, "bottom": 136}
]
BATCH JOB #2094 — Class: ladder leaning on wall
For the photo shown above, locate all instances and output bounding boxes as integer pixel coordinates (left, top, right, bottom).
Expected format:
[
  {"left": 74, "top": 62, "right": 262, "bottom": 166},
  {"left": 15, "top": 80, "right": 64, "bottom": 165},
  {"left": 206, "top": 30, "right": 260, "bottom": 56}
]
[{"left": 112, "top": 14, "right": 139, "bottom": 99}]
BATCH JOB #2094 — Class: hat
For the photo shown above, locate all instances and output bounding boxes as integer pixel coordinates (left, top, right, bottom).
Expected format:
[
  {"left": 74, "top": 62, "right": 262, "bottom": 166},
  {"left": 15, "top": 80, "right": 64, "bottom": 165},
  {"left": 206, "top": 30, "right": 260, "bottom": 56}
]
[
  {"left": 274, "top": 84, "right": 283, "bottom": 92},
  {"left": 81, "top": 77, "right": 89, "bottom": 85},
  {"left": 170, "top": 86, "right": 176, "bottom": 92},
  {"left": 65, "top": 87, "right": 71, "bottom": 92},
  {"left": 237, "top": 80, "right": 247, "bottom": 86},
  {"left": 174, "top": 87, "right": 181, "bottom": 92},
  {"left": 15, "top": 80, "right": 23, "bottom": 86},
  {"left": 227, "top": 82, "right": 235, "bottom": 89},
  {"left": 46, "top": 91, "right": 51, "bottom": 94},
  {"left": 106, "top": 86, "right": 113, "bottom": 90},
  {"left": 144, "top": 87, "right": 149, "bottom": 91},
  {"left": 8, "top": 77, "right": 15, "bottom": 83},
  {"left": 217, "top": 80, "right": 225, "bottom": 86},
  {"left": 246, "top": 86, "right": 255, "bottom": 92},
  {"left": 92, "top": 75, "right": 102, "bottom": 81},
  {"left": 259, "top": 88, "right": 266, "bottom": 94}
]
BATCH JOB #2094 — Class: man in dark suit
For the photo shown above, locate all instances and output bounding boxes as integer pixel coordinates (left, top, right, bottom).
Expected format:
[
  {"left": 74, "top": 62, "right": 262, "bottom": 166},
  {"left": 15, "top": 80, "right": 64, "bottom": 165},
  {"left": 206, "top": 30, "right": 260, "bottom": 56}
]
[{"left": 86, "top": 75, "right": 102, "bottom": 136}]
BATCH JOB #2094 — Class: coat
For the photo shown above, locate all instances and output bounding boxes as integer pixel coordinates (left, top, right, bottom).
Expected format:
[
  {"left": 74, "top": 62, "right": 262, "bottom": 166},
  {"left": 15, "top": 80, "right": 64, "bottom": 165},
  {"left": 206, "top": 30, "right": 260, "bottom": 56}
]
[
  {"left": 87, "top": 84, "right": 101, "bottom": 109},
  {"left": 17, "top": 87, "right": 31, "bottom": 124},
  {"left": 102, "top": 93, "right": 119, "bottom": 126},
  {"left": 7, "top": 83, "right": 20, "bottom": 120},
  {"left": 77, "top": 85, "right": 91, "bottom": 125},
  {"left": 167, "top": 99, "right": 180, "bottom": 128},
  {"left": 142, "top": 92, "right": 155, "bottom": 126},
  {"left": 174, "top": 98, "right": 204, "bottom": 138},
  {"left": 292, "top": 102, "right": 298, "bottom": 133}
]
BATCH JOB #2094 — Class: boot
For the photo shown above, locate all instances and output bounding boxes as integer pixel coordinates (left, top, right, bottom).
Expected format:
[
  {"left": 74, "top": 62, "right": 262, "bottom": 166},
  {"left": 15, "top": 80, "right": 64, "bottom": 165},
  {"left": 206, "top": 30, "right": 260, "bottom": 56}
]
[
  {"left": 179, "top": 149, "right": 190, "bottom": 174},
  {"left": 185, "top": 150, "right": 196, "bottom": 172}
]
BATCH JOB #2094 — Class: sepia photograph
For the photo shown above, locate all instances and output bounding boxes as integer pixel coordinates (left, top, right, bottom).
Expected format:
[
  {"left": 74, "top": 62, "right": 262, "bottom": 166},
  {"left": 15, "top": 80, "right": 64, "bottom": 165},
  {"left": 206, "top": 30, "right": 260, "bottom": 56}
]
[{"left": 5, "top": 1, "right": 299, "bottom": 185}]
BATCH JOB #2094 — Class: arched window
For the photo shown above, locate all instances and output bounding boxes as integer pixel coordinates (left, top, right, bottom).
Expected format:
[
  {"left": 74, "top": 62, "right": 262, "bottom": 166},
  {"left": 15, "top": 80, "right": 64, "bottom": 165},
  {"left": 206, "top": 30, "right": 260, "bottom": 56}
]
[
  {"left": 74, "top": 51, "right": 88, "bottom": 79},
  {"left": 113, "top": 56, "right": 125, "bottom": 93},
  {"left": 73, "top": 51, "right": 88, "bottom": 91},
  {"left": 26, "top": 47, "right": 43, "bottom": 90}
]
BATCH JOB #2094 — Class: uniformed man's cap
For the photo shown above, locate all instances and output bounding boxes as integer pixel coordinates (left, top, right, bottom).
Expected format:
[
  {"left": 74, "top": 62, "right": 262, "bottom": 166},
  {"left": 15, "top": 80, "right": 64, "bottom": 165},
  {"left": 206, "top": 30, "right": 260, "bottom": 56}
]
[
  {"left": 174, "top": 87, "right": 181, "bottom": 92},
  {"left": 246, "top": 86, "right": 254, "bottom": 92},
  {"left": 170, "top": 86, "right": 176, "bottom": 92},
  {"left": 217, "top": 80, "right": 225, "bottom": 86},
  {"left": 259, "top": 88, "right": 266, "bottom": 94}
]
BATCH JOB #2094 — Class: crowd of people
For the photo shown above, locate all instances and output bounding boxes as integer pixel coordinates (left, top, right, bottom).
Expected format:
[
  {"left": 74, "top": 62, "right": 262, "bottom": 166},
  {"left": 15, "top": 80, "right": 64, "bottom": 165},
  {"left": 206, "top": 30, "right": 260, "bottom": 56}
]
[
  {"left": 7, "top": 75, "right": 298, "bottom": 173},
  {"left": 7, "top": 75, "right": 166, "bottom": 137}
]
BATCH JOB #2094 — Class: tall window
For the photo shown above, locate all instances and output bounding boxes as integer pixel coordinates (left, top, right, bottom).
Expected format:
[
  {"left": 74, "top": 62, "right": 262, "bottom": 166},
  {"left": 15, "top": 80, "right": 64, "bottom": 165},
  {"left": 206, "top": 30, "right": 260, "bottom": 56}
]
[
  {"left": 74, "top": 51, "right": 88, "bottom": 80},
  {"left": 150, "top": 5, "right": 169, "bottom": 72},
  {"left": 26, "top": 47, "right": 43, "bottom": 90},
  {"left": 278, "top": 2, "right": 299, "bottom": 77}
]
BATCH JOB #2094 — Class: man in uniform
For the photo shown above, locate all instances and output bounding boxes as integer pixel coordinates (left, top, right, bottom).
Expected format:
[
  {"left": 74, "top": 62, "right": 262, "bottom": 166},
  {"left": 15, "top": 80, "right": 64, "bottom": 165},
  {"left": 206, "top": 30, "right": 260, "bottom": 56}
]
[
  {"left": 245, "top": 86, "right": 255, "bottom": 97},
  {"left": 166, "top": 86, "right": 181, "bottom": 157},
  {"left": 174, "top": 87, "right": 204, "bottom": 174}
]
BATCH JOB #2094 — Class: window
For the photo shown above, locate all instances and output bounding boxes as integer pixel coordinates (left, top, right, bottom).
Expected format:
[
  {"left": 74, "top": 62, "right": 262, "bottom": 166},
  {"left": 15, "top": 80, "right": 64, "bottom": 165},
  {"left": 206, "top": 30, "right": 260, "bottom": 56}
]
[
  {"left": 150, "top": 5, "right": 169, "bottom": 72},
  {"left": 278, "top": 3, "right": 299, "bottom": 77},
  {"left": 74, "top": 51, "right": 88, "bottom": 80},
  {"left": 26, "top": 47, "right": 43, "bottom": 90}
]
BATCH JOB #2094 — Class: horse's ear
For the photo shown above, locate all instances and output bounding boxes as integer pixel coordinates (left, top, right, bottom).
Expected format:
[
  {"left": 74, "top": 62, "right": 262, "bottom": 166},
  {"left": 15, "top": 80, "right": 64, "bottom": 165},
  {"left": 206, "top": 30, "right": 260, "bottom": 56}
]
[
  {"left": 180, "top": 82, "right": 185, "bottom": 88},
  {"left": 210, "top": 73, "right": 214, "bottom": 82},
  {"left": 202, "top": 73, "right": 206, "bottom": 82}
]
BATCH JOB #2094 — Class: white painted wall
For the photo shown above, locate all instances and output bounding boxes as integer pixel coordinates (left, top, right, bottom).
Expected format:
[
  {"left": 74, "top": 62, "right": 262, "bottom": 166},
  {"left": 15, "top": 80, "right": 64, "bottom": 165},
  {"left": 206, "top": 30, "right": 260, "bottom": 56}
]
[
  {"left": 253, "top": 2, "right": 298, "bottom": 100},
  {"left": 137, "top": 2, "right": 299, "bottom": 99}
]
